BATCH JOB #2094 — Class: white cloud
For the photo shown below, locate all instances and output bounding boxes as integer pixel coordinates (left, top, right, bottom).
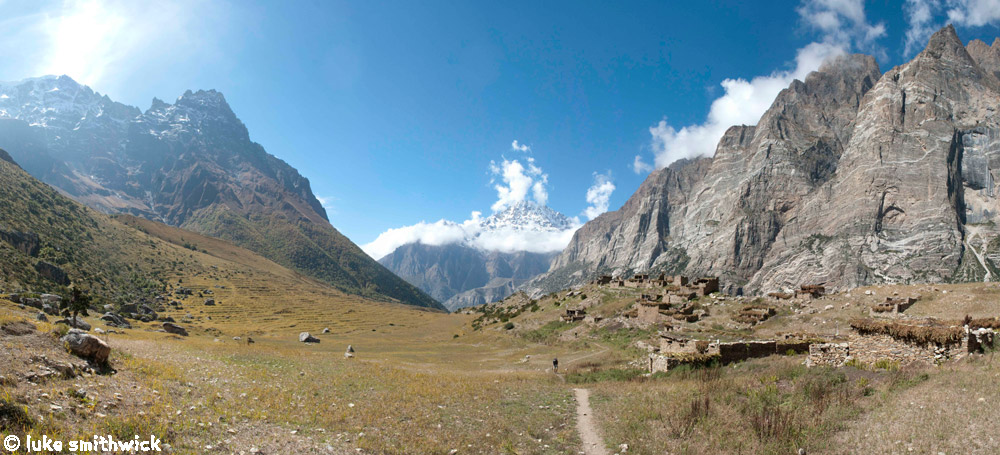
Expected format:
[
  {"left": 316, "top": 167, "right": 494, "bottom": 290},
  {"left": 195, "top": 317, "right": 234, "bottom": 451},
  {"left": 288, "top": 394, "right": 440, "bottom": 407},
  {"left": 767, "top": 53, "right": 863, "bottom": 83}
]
[
  {"left": 632, "top": 155, "right": 654, "bottom": 174},
  {"left": 511, "top": 139, "right": 531, "bottom": 152},
  {"left": 362, "top": 213, "right": 484, "bottom": 260},
  {"left": 583, "top": 172, "right": 615, "bottom": 220},
  {"left": 362, "top": 206, "right": 585, "bottom": 259},
  {"left": 490, "top": 157, "right": 549, "bottom": 211},
  {"left": 902, "top": 0, "right": 1000, "bottom": 57},
  {"left": 797, "top": 0, "right": 886, "bottom": 54},
  {"left": 946, "top": 0, "right": 1000, "bottom": 27},
  {"left": 316, "top": 195, "right": 336, "bottom": 208},
  {"left": 472, "top": 226, "right": 578, "bottom": 254},
  {"left": 904, "top": 0, "right": 941, "bottom": 56},
  {"left": 639, "top": 0, "right": 883, "bottom": 170}
]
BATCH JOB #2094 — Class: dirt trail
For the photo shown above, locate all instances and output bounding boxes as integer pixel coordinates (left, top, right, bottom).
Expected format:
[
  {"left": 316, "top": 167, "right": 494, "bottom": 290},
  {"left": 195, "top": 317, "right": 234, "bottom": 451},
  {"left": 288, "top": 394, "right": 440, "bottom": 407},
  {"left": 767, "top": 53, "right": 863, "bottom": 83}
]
[{"left": 573, "top": 388, "right": 609, "bottom": 455}]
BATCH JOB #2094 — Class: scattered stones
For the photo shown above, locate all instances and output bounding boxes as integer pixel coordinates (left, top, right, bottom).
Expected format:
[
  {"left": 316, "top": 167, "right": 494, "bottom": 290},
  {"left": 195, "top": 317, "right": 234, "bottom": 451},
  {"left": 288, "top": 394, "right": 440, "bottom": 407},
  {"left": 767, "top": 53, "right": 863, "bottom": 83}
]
[
  {"left": 322, "top": 327, "right": 331, "bottom": 334},
  {"left": 61, "top": 329, "right": 111, "bottom": 364},
  {"left": 204, "top": 299, "right": 216, "bottom": 306},
  {"left": 345, "top": 345, "right": 355, "bottom": 358},
  {"left": 299, "top": 332, "right": 320, "bottom": 343}
]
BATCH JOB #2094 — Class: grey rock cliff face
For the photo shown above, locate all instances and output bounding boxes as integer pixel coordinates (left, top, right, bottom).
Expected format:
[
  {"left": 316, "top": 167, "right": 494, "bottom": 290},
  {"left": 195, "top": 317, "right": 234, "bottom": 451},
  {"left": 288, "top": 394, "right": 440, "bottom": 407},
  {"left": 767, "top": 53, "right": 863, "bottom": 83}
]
[{"left": 532, "top": 25, "right": 1000, "bottom": 295}]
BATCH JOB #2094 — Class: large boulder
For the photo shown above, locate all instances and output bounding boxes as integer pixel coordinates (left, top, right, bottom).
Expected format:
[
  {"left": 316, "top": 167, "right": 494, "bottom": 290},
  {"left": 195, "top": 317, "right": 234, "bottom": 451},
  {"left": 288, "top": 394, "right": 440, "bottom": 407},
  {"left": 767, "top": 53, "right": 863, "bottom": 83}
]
[
  {"left": 61, "top": 329, "right": 110, "bottom": 364},
  {"left": 101, "top": 312, "right": 131, "bottom": 329},
  {"left": 162, "top": 322, "right": 188, "bottom": 336},
  {"left": 42, "top": 303, "right": 59, "bottom": 316},
  {"left": 139, "top": 304, "right": 157, "bottom": 319},
  {"left": 40, "top": 294, "right": 62, "bottom": 304},
  {"left": 299, "top": 332, "right": 320, "bottom": 343},
  {"left": 55, "top": 318, "right": 91, "bottom": 331},
  {"left": 120, "top": 303, "right": 138, "bottom": 314},
  {"left": 22, "top": 298, "right": 42, "bottom": 309}
]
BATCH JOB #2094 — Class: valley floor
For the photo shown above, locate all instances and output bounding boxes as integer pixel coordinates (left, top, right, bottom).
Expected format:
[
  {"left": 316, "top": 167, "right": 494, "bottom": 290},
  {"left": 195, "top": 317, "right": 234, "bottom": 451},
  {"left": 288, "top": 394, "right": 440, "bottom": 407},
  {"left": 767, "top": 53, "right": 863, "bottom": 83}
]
[{"left": 4, "top": 281, "right": 1000, "bottom": 454}]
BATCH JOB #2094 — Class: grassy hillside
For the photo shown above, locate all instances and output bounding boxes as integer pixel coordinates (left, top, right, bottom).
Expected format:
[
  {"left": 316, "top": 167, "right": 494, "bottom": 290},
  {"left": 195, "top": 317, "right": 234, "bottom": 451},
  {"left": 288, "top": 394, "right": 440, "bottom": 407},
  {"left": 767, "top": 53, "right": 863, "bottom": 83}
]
[
  {"left": 0, "top": 148, "right": 438, "bottom": 325},
  {"left": 183, "top": 205, "right": 446, "bottom": 312},
  {"left": 0, "top": 149, "right": 165, "bottom": 304}
]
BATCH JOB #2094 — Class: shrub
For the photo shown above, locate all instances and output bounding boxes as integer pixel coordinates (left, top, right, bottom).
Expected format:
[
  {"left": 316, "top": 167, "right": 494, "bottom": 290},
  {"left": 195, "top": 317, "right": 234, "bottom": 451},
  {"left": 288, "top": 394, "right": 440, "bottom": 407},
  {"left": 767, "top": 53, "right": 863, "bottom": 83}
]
[
  {"left": 503, "top": 322, "right": 514, "bottom": 330},
  {"left": 0, "top": 395, "right": 34, "bottom": 432}
]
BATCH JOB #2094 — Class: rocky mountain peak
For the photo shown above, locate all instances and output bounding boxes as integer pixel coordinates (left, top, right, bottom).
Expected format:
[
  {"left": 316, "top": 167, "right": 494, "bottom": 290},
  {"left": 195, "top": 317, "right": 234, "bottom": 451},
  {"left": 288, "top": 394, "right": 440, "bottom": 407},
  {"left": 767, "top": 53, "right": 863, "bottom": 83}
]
[
  {"left": 967, "top": 38, "right": 1000, "bottom": 79},
  {"left": 921, "top": 24, "right": 975, "bottom": 64}
]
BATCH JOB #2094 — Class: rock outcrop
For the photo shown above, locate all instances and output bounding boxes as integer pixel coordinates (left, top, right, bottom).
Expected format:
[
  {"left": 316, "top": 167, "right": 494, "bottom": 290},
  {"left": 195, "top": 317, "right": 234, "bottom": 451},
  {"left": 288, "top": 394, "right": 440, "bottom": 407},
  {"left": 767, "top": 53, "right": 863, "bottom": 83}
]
[
  {"left": 61, "top": 329, "right": 110, "bottom": 364},
  {"left": 532, "top": 26, "right": 1000, "bottom": 295}
]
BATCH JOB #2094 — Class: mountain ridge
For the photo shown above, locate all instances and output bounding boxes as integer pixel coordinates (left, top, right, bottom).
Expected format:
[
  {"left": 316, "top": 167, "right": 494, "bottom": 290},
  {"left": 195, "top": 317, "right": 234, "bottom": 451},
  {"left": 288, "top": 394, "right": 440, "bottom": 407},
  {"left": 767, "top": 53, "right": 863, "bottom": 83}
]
[
  {"left": 0, "top": 76, "right": 443, "bottom": 310},
  {"left": 528, "top": 25, "right": 1000, "bottom": 296}
]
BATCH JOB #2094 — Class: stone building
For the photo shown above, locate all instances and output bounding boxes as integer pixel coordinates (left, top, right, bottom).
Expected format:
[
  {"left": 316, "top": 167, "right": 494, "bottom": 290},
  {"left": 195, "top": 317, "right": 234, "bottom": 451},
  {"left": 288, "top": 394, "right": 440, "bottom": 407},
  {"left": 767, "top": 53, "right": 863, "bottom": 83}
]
[
  {"left": 561, "top": 308, "right": 587, "bottom": 322},
  {"left": 795, "top": 284, "right": 825, "bottom": 299},
  {"left": 636, "top": 300, "right": 671, "bottom": 325},
  {"left": 870, "top": 296, "right": 918, "bottom": 316}
]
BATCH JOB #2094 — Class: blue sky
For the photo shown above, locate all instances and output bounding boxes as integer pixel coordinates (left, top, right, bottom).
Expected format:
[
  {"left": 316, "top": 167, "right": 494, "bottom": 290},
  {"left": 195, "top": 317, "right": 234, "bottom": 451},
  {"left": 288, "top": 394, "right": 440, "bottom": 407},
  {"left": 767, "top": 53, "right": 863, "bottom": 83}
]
[{"left": 2, "top": 0, "right": 1000, "bottom": 257}]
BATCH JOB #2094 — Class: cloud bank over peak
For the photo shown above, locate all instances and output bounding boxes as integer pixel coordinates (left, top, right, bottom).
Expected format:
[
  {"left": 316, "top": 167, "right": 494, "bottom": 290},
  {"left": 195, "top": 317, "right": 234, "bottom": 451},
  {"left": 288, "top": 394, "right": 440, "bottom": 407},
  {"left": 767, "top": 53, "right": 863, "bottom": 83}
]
[
  {"left": 363, "top": 142, "right": 618, "bottom": 260},
  {"left": 636, "top": 0, "right": 884, "bottom": 172}
]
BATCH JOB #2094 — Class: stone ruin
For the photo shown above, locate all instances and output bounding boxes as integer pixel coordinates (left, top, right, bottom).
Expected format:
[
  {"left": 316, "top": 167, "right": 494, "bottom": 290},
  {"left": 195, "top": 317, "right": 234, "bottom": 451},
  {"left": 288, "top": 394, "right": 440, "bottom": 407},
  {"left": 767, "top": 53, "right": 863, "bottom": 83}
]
[
  {"left": 870, "top": 296, "right": 918, "bottom": 316},
  {"left": 561, "top": 308, "right": 587, "bottom": 323},
  {"left": 599, "top": 273, "right": 713, "bottom": 294},
  {"left": 648, "top": 334, "right": 814, "bottom": 373},
  {"left": 731, "top": 304, "right": 777, "bottom": 325},
  {"left": 795, "top": 284, "right": 826, "bottom": 299},
  {"left": 635, "top": 293, "right": 701, "bottom": 326},
  {"left": 806, "top": 318, "right": 997, "bottom": 368}
]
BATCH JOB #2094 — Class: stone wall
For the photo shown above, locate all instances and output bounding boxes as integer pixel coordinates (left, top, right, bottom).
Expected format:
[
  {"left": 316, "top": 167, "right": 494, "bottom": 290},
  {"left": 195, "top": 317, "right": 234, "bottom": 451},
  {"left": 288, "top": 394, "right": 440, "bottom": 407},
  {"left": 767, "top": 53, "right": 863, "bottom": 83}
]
[
  {"left": 847, "top": 327, "right": 994, "bottom": 365},
  {"left": 806, "top": 343, "right": 850, "bottom": 367},
  {"left": 848, "top": 332, "right": 956, "bottom": 365},
  {"left": 719, "top": 341, "right": 777, "bottom": 363},
  {"left": 636, "top": 303, "right": 659, "bottom": 325}
]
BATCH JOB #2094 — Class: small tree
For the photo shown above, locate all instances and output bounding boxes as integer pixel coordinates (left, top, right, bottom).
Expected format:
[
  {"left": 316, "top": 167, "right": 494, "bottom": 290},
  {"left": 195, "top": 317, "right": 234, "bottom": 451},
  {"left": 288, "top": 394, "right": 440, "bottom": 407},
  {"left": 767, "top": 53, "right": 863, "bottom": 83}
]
[{"left": 61, "top": 286, "right": 91, "bottom": 327}]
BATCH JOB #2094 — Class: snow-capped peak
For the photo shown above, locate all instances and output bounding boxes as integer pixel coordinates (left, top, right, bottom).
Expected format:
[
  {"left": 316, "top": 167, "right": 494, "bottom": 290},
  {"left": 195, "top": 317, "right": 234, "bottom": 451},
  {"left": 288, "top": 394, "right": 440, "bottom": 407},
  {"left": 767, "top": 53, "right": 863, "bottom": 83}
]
[{"left": 479, "top": 200, "right": 575, "bottom": 232}]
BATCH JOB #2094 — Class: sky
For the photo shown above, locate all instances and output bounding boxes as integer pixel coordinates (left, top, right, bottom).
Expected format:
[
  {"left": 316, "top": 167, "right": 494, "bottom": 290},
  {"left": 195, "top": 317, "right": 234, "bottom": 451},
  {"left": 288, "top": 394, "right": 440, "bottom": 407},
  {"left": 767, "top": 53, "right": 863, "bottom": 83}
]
[{"left": 1, "top": 0, "right": 1000, "bottom": 259}]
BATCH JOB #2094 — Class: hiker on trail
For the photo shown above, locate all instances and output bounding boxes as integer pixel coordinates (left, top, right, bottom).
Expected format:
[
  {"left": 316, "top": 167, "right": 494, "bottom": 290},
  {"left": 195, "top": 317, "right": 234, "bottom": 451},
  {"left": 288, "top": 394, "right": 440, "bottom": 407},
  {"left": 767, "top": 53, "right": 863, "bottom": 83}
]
[{"left": 552, "top": 358, "right": 559, "bottom": 373}]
